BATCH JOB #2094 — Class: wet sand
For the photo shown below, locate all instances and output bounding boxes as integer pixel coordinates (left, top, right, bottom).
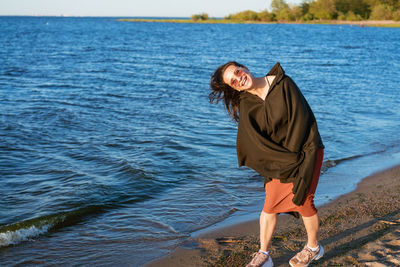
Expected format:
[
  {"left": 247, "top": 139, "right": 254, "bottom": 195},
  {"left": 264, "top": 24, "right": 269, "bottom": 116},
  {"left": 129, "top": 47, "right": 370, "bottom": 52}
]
[{"left": 147, "top": 165, "right": 400, "bottom": 266}]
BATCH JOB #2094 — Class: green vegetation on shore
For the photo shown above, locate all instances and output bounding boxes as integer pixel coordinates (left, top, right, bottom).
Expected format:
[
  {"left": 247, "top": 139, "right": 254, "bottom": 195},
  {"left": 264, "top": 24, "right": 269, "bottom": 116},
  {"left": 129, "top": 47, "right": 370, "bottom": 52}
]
[
  {"left": 222, "top": 0, "right": 400, "bottom": 22},
  {"left": 120, "top": 0, "right": 400, "bottom": 27}
]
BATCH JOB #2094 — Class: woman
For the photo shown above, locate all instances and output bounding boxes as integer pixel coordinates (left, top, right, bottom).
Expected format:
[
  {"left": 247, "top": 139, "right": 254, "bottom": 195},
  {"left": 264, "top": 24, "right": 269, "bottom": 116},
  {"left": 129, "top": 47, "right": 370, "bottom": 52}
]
[{"left": 209, "top": 62, "right": 325, "bottom": 267}]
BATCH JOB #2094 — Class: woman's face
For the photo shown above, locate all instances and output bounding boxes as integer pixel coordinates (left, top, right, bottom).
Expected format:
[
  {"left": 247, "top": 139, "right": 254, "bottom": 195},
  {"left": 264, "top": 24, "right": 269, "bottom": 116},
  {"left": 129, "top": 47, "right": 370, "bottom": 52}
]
[{"left": 222, "top": 64, "right": 253, "bottom": 91}]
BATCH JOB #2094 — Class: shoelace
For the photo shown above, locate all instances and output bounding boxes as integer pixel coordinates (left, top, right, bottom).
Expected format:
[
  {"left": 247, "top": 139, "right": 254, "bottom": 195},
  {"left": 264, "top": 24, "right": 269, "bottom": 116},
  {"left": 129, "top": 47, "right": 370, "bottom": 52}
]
[{"left": 299, "top": 248, "right": 314, "bottom": 262}]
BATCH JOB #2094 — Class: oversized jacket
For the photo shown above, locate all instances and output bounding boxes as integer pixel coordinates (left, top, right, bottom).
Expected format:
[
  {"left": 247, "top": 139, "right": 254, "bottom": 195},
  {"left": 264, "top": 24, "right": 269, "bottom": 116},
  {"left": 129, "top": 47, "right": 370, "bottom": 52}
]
[{"left": 236, "top": 62, "right": 324, "bottom": 206}]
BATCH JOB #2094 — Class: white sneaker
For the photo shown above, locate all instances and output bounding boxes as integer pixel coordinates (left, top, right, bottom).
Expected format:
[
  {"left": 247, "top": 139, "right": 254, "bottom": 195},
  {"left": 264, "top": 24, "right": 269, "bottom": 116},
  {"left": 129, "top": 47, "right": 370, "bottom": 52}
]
[
  {"left": 246, "top": 251, "right": 274, "bottom": 267},
  {"left": 289, "top": 244, "right": 324, "bottom": 267}
]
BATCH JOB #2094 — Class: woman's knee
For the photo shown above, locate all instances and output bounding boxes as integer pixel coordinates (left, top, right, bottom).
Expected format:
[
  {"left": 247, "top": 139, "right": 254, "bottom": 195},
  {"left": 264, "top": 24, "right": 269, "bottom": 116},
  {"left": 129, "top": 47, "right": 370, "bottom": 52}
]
[{"left": 261, "top": 211, "right": 277, "bottom": 220}]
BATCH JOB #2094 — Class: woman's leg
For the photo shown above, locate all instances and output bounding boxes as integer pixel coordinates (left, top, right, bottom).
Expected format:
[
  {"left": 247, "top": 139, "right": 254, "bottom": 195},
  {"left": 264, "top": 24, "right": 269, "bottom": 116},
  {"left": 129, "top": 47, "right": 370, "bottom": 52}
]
[
  {"left": 301, "top": 213, "right": 319, "bottom": 248},
  {"left": 259, "top": 211, "right": 277, "bottom": 251},
  {"left": 289, "top": 213, "right": 323, "bottom": 266},
  {"left": 301, "top": 149, "right": 324, "bottom": 248}
]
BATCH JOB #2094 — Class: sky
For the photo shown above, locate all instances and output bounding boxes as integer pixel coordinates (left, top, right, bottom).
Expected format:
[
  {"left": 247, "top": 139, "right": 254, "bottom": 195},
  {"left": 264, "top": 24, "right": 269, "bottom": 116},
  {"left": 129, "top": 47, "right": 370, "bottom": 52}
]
[{"left": 0, "top": 0, "right": 302, "bottom": 18}]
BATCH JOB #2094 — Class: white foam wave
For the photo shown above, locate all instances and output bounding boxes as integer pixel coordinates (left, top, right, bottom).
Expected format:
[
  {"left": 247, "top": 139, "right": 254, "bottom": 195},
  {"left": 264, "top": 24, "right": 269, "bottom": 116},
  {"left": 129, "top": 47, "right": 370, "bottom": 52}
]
[{"left": 0, "top": 224, "right": 52, "bottom": 247}]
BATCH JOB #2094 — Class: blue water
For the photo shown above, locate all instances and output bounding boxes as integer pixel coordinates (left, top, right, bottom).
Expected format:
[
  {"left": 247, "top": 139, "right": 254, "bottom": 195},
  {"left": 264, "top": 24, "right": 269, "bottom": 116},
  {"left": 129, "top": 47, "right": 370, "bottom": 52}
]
[{"left": 1, "top": 16, "right": 400, "bottom": 266}]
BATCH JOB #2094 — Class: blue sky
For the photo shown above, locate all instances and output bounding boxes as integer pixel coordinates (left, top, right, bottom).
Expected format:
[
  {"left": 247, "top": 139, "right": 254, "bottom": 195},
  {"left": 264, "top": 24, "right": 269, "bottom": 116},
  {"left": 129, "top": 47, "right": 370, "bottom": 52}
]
[{"left": 0, "top": 0, "right": 302, "bottom": 17}]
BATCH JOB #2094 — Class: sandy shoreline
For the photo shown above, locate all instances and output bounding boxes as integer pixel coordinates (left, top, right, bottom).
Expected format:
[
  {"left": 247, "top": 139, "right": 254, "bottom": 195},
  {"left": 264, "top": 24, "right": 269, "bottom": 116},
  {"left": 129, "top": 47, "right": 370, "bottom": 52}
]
[{"left": 147, "top": 165, "right": 400, "bottom": 266}]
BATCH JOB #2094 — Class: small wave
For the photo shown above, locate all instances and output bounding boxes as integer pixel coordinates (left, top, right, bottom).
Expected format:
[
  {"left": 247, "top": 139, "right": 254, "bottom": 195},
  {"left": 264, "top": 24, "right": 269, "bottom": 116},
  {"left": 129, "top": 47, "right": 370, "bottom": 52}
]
[
  {"left": 197, "top": 208, "right": 240, "bottom": 231},
  {"left": 2, "top": 67, "right": 27, "bottom": 77},
  {"left": 0, "top": 224, "right": 52, "bottom": 247},
  {"left": 0, "top": 205, "right": 104, "bottom": 247},
  {"left": 321, "top": 160, "right": 334, "bottom": 172},
  {"left": 321, "top": 149, "right": 386, "bottom": 173},
  {"left": 0, "top": 214, "right": 65, "bottom": 247},
  {"left": 340, "top": 45, "right": 361, "bottom": 49},
  {"left": 316, "top": 63, "right": 336, "bottom": 67},
  {"left": 37, "top": 83, "right": 81, "bottom": 89}
]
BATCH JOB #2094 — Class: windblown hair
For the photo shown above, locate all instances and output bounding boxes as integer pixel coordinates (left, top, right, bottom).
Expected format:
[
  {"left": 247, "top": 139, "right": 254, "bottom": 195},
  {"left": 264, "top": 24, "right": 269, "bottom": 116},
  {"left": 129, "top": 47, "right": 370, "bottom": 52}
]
[{"left": 209, "top": 61, "right": 246, "bottom": 122}]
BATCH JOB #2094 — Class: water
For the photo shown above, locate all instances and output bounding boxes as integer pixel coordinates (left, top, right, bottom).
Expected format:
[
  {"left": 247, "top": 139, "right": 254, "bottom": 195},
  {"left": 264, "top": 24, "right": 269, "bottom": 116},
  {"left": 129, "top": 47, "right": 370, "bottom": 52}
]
[{"left": 1, "top": 16, "right": 400, "bottom": 266}]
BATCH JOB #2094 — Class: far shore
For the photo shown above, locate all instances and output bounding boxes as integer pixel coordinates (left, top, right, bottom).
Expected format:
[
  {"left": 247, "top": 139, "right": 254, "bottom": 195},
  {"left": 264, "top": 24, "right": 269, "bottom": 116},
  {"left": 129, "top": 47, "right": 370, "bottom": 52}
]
[
  {"left": 147, "top": 165, "right": 400, "bottom": 266},
  {"left": 119, "top": 18, "right": 400, "bottom": 28}
]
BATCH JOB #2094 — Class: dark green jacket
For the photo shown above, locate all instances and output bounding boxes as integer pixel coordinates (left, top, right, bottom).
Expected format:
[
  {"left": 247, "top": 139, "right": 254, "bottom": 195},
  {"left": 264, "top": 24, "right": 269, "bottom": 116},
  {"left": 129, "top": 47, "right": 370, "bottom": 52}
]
[{"left": 237, "top": 63, "right": 324, "bottom": 205}]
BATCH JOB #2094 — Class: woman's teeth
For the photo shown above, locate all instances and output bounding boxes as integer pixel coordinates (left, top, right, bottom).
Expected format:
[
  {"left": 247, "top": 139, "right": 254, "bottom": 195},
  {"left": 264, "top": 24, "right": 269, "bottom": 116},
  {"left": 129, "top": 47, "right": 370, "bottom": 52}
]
[{"left": 242, "top": 76, "right": 247, "bottom": 86}]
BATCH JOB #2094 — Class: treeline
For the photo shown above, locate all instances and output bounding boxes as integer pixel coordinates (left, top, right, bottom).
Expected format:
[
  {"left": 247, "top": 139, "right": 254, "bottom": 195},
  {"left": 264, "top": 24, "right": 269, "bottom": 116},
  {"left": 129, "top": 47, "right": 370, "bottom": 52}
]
[
  {"left": 205, "top": 0, "right": 400, "bottom": 22},
  {"left": 191, "top": 13, "right": 209, "bottom": 21}
]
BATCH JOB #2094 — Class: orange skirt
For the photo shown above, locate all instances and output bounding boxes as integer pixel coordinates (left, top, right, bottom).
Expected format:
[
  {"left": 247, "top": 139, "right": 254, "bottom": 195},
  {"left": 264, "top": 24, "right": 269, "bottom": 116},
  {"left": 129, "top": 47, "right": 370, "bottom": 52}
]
[{"left": 263, "top": 149, "right": 324, "bottom": 217}]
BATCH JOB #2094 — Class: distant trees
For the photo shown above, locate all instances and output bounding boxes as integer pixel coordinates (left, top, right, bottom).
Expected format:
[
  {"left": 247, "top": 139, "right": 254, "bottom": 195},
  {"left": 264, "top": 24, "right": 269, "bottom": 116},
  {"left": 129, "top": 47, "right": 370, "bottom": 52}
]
[
  {"left": 369, "top": 3, "right": 400, "bottom": 20},
  {"left": 271, "top": 0, "right": 302, "bottom": 20},
  {"left": 191, "top": 13, "right": 209, "bottom": 21},
  {"left": 309, "top": 0, "right": 337, "bottom": 19},
  {"left": 303, "top": 0, "right": 400, "bottom": 20},
  {"left": 271, "top": 0, "right": 289, "bottom": 13},
  {"left": 223, "top": 0, "right": 400, "bottom": 22},
  {"left": 225, "top": 10, "right": 275, "bottom": 21},
  {"left": 226, "top": 10, "right": 260, "bottom": 20},
  {"left": 224, "top": 9, "right": 284, "bottom": 22}
]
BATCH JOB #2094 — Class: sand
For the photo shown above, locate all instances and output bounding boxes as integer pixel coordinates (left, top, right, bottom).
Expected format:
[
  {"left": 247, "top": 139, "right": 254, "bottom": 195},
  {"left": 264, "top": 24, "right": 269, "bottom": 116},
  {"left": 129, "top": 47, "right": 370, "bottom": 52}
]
[{"left": 147, "top": 165, "right": 400, "bottom": 266}]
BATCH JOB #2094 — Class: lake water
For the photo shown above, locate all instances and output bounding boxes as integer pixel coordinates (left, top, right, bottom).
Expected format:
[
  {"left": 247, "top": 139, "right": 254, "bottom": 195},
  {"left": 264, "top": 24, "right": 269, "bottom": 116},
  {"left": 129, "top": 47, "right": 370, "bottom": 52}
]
[{"left": 1, "top": 17, "right": 400, "bottom": 266}]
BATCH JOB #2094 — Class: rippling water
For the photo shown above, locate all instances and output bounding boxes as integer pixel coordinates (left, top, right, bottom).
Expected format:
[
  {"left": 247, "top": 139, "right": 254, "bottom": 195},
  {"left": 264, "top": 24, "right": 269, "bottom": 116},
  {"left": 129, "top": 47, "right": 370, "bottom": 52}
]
[{"left": 1, "top": 17, "right": 400, "bottom": 266}]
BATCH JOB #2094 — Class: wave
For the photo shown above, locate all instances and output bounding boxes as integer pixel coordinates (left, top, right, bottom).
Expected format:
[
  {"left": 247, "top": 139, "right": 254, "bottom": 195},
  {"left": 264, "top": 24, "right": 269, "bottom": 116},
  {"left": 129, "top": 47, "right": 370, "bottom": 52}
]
[
  {"left": 321, "top": 149, "right": 387, "bottom": 173},
  {"left": 0, "top": 224, "right": 51, "bottom": 247},
  {"left": 0, "top": 205, "right": 104, "bottom": 247},
  {"left": 2, "top": 67, "right": 27, "bottom": 77}
]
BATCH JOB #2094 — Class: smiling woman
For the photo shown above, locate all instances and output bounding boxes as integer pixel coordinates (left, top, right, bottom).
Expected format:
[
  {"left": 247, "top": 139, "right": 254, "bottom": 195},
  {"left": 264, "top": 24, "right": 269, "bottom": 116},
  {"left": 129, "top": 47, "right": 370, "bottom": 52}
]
[
  {"left": 222, "top": 63, "right": 275, "bottom": 99},
  {"left": 209, "top": 61, "right": 325, "bottom": 267},
  {"left": 209, "top": 61, "right": 276, "bottom": 121},
  {"left": 2, "top": 14, "right": 400, "bottom": 267}
]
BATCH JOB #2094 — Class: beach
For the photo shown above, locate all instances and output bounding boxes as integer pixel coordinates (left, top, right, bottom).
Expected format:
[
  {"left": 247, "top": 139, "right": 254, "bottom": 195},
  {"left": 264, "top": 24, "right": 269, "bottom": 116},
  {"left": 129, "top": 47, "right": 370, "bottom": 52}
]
[
  {"left": 147, "top": 165, "right": 400, "bottom": 266},
  {"left": 1, "top": 17, "right": 400, "bottom": 266}
]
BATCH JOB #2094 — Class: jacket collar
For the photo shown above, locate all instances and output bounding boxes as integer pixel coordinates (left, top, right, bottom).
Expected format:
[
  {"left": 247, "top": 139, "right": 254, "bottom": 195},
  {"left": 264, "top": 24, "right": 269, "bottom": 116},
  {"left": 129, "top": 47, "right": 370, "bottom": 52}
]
[
  {"left": 267, "top": 62, "right": 285, "bottom": 84},
  {"left": 265, "top": 62, "right": 285, "bottom": 96},
  {"left": 239, "top": 62, "right": 285, "bottom": 101}
]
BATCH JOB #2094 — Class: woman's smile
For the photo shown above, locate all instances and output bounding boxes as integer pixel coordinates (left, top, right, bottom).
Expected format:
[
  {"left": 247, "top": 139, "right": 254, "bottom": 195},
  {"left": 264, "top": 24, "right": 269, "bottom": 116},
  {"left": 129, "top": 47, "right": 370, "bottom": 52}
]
[{"left": 241, "top": 75, "right": 247, "bottom": 87}]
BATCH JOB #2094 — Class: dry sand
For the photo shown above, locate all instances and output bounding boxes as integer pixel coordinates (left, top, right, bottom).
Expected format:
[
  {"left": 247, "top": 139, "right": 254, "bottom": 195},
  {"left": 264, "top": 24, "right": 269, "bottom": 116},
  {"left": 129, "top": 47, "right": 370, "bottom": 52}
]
[{"left": 147, "top": 165, "right": 400, "bottom": 266}]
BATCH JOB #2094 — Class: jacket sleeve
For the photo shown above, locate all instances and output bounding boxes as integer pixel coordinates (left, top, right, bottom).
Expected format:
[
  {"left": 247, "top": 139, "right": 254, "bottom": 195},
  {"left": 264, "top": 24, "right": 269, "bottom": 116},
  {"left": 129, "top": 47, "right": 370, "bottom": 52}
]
[
  {"left": 283, "top": 77, "right": 318, "bottom": 205},
  {"left": 283, "top": 77, "right": 311, "bottom": 152}
]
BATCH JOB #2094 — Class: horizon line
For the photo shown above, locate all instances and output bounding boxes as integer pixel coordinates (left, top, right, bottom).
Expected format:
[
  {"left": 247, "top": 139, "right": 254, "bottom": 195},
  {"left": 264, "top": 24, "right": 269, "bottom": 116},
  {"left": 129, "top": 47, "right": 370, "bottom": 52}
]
[{"left": 0, "top": 15, "right": 225, "bottom": 18}]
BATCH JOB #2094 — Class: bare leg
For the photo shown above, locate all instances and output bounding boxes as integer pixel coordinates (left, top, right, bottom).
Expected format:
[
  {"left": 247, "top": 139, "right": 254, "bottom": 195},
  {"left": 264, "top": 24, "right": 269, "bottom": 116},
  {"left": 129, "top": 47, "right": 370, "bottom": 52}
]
[
  {"left": 302, "top": 213, "right": 319, "bottom": 248},
  {"left": 259, "top": 211, "right": 277, "bottom": 251}
]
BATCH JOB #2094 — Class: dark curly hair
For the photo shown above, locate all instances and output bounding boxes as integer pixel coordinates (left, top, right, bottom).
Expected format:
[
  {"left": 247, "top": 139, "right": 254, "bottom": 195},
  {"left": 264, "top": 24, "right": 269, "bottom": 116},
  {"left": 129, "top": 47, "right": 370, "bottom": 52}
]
[{"left": 209, "top": 61, "right": 246, "bottom": 122}]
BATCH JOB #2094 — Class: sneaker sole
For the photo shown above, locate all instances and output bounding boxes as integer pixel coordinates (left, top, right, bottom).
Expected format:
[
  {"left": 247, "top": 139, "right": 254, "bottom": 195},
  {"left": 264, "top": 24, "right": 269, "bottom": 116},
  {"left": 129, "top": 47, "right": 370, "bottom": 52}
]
[
  {"left": 313, "top": 245, "right": 324, "bottom": 261},
  {"left": 261, "top": 257, "right": 274, "bottom": 267}
]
